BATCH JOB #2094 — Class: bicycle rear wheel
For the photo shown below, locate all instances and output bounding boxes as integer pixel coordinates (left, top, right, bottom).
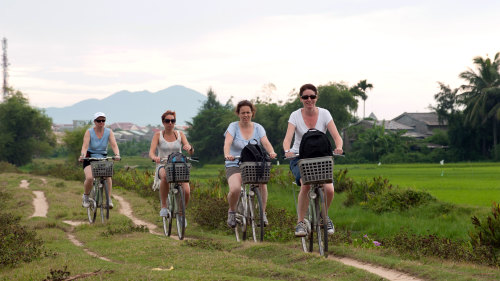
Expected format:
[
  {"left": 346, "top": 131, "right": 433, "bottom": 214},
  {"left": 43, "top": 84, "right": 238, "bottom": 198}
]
[
  {"left": 235, "top": 189, "right": 247, "bottom": 242},
  {"left": 175, "top": 185, "right": 186, "bottom": 240},
  {"left": 316, "top": 188, "right": 328, "bottom": 257},
  {"left": 249, "top": 186, "right": 264, "bottom": 242}
]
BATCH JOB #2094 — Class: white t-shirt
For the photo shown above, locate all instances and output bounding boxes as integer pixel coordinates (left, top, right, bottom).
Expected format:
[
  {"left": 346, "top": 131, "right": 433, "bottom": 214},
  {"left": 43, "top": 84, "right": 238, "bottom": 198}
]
[{"left": 288, "top": 107, "right": 333, "bottom": 153}]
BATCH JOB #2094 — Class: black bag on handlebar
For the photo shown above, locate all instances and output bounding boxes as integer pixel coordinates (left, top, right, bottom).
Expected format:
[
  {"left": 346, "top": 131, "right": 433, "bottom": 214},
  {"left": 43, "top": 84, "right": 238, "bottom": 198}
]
[
  {"left": 167, "top": 152, "right": 188, "bottom": 182},
  {"left": 299, "top": 129, "right": 333, "bottom": 159},
  {"left": 240, "top": 139, "right": 270, "bottom": 181}
]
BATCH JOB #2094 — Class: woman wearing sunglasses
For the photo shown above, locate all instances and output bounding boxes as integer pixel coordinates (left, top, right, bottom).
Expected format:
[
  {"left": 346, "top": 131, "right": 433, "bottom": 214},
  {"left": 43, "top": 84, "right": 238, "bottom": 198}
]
[
  {"left": 79, "top": 112, "right": 121, "bottom": 209},
  {"left": 283, "top": 84, "right": 343, "bottom": 238},
  {"left": 149, "top": 110, "right": 194, "bottom": 219},
  {"left": 224, "top": 100, "right": 277, "bottom": 229}
]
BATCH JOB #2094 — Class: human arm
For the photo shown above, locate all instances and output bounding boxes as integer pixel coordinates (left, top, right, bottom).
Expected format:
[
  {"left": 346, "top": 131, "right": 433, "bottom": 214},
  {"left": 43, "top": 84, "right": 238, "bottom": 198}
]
[
  {"left": 224, "top": 132, "right": 235, "bottom": 161},
  {"left": 283, "top": 122, "right": 296, "bottom": 158},
  {"left": 79, "top": 130, "right": 90, "bottom": 162},
  {"left": 149, "top": 131, "right": 161, "bottom": 163},
  {"left": 260, "top": 135, "right": 277, "bottom": 159},
  {"left": 179, "top": 131, "right": 194, "bottom": 155},
  {"left": 326, "top": 120, "right": 343, "bottom": 154},
  {"left": 108, "top": 130, "right": 121, "bottom": 160}
]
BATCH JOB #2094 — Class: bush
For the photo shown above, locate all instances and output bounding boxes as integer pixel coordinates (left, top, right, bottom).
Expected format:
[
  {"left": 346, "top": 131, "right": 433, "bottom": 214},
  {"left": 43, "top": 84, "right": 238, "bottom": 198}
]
[
  {"left": 29, "top": 162, "right": 82, "bottom": 181},
  {"left": 343, "top": 176, "right": 435, "bottom": 213},
  {"left": 0, "top": 213, "right": 44, "bottom": 267},
  {"left": 333, "top": 168, "right": 354, "bottom": 193},
  {"left": 469, "top": 202, "right": 500, "bottom": 262},
  {"left": 0, "top": 161, "right": 21, "bottom": 173},
  {"left": 367, "top": 189, "right": 436, "bottom": 213},
  {"left": 383, "top": 229, "right": 495, "bottom": 265}
]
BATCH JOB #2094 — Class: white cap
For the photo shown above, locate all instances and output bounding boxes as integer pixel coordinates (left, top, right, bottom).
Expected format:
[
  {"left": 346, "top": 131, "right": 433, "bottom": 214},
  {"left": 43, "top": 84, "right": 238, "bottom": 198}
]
[{"left": 93, "top": 112, "right": 106, "bottom": 119}]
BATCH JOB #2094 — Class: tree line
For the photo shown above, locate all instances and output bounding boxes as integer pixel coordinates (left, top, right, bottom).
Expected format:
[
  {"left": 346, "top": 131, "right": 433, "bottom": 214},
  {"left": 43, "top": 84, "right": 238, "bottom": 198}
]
[{"left": 0, "top": 52, "right": 498, "bottom": 166}]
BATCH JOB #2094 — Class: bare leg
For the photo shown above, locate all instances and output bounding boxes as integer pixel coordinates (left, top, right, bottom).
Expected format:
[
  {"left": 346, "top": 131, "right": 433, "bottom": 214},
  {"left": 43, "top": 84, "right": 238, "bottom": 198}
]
[
  {"left": 323, "top": 183, "right": 334, "bottom": 209},
  {"left": 83, "top": 166, "right": 93, "bottom": 194},
  {"left": 227, "top": 173, "right": 242, "bottom": 212},
  {"left": 182, "top": 182, "right": 190, "bottom": 207},
  {"left": 297, "top": 182, "right": 311, "bottom": 222},
  {"left": 259, "top": 184, "right": 268, "bottom": 212},
  {"left": 159, "top": 168, "right": 169, "bottom": 209}
]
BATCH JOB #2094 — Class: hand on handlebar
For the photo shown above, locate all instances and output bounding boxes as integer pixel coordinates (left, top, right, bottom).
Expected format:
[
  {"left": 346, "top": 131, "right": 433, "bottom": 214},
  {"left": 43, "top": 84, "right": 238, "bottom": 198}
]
[
  {"left": 269, "top": 152, "right": 277, "bottom": 159},
  {"left": 225, "top": 154, "right": 235, "bottom": 161}
]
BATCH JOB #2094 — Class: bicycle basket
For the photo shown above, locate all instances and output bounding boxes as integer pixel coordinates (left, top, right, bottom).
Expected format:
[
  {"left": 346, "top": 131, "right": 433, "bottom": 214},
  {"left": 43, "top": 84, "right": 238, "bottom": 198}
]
[
  {"left": 166, "top": 163, "right": 191, "bottom": 183},
  {"left": 90, "top": 161, "right": 114, "bottom": 177},
  {"left": 240, "top": 162, "right": 271, "bottom": 184},
  {"left": 298, "top": 156, "right": 333, "bottom": 185}
]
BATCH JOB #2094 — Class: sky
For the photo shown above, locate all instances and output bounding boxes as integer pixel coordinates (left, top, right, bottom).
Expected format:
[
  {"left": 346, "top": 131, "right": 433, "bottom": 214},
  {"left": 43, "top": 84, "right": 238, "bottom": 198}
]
[{"left": 1, "top": 0, "right": 499, "bottom": 120}]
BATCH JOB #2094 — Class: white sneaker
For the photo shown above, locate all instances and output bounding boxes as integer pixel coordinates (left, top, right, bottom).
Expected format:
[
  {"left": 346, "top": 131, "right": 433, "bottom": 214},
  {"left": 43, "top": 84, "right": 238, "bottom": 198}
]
[
  {"left": 82, "top": 194, "right": 90, "bottom": 208},
  {"left": 160, "top": 208, "right": 170, "bottom": 218}
]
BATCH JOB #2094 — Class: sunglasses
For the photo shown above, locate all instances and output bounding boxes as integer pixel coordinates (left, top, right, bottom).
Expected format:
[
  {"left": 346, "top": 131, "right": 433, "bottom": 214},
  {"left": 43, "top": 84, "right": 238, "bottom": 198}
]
[
  {"left": 163, "top": 119, "right": 176, "bottom": 124},
  {"left": 301, "top": 95, "right": 317, "bottom": 100},
  {"left": 95, "top": 119, "right": 106, "bottom": 123}
]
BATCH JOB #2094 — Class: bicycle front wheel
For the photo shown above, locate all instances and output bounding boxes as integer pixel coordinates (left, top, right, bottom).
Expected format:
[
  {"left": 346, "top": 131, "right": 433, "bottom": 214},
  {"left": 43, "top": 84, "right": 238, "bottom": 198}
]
[
  {"left": 249, "top": 187, "right": 264, "bottom": 242},
  {"left": 163, "top": 192, "right": 173, "bottom": 237},
  {"left": 87, "top": 182, "right": 97, "bottom": 223},
  {"left": 103, "top": 180, "right": 110, "bottom": 221},
  {"left": 235, "top": 189, "right": 247, "bottom": 242},
  {"left": 175, "top": 185, "right": 186, "bottom": 240},
  {"left": 316, "top": 188, "right": 328, "bottom": 257}
]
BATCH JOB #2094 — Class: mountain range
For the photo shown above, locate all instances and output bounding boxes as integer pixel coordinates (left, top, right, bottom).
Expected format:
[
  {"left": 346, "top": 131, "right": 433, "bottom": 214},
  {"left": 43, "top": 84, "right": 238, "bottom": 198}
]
[{"left": 44, "top": 85, "right": 207, "bottom": 125}]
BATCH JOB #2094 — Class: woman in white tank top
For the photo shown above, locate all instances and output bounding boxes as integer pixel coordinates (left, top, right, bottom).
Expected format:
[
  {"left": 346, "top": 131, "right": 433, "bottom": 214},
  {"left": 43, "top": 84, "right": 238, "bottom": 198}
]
[{"left": 149, "top": 110, "right": 194, "bottom": 219}]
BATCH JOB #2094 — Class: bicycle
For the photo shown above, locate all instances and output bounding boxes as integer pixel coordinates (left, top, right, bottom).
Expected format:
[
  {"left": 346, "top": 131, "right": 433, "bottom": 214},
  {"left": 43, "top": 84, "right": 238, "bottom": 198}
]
[
  {"left": 83, "top": 157, "right": 118, "bottom": 224},
  {"left": 233, "top": 157, "right": 271, "bottom": 242},
  {"left": 155, "top": 156, "right": 198, "bottom": 240},
  {"left": 287, "top": 153, "right": 343, "bottom": 257}
]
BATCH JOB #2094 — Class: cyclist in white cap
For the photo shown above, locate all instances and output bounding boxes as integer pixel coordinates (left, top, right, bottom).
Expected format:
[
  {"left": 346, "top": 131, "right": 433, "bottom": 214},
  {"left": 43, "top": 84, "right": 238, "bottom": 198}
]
[{"left": 79, "top": 112, "right": 121, "bottom": 208}]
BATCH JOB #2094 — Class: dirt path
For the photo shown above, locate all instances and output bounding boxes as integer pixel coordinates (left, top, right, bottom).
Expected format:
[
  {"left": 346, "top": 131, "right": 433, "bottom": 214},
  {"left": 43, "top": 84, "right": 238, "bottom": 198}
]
[
  {"left": 330, "top": 256, "right": 423, "bottom": 281},
  {"left": 63, "top": 220, "right": 113, "bottom": 262},
  {"left": 112, "top": 194, "right": 162, "bottom": 236},
  {"left": 19, "top": 179, "right": 29, "bottom": 189},
  {"left": 114, "top": 193, "right": 422, "bottom": 280},
  {"left": 30, "top": 191, "right": 49, "bottom": 218},
  {"left": 20, "top": 178, "right": 422, "bottom": 280}
]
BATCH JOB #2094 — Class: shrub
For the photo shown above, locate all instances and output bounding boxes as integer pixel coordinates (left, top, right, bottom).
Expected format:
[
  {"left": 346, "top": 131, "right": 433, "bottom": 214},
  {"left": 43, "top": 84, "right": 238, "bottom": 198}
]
[
  {"left": 367, "top": 189, "right": 436, "bottom": 213},
  {"left": 29, "top": 162, "right": 82, "bottom": 181},
  {"left": 112, "top": 169, "right": 155, "bottom": 198},
  {"left": 469, "top": 202, "right": 500, "bottom": 262},
  {"left": 343, "top": 176, "right": 435, "bottom": 213},
  {"left": 333, "top": 168, "right": 354, "bottom": 193},
  {"left": 0, "top": 161, "right": 21, "bottom": 173},
  {"left": 383, "top": 229, "right": 496, "bottom": 265},
  {"left": 0, "top": 213, "right": 44, "bottom": 267}
]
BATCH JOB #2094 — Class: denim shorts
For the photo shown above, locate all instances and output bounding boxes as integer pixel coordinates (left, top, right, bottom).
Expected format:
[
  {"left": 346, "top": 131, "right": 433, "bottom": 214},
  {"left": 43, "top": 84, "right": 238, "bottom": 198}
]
[{"left": 289, "top": 157, "right": 302, "bottom": 186}]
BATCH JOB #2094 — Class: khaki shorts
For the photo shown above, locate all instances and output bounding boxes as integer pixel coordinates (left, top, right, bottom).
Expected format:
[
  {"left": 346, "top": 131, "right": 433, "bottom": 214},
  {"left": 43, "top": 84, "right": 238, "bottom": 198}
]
[{"left": 225, "top": 166, "right": 241, "bottom": 180}]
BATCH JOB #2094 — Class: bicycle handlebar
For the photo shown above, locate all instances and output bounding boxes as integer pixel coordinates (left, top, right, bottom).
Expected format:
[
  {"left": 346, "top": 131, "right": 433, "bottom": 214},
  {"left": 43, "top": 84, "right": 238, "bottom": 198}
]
[
  {"left": 152, "top": 156, "right": 199, "bottom": 163},
  {"left": 284, "top": 152, "right": 345, "bottom": 160},
  {"left": 81, "top": 156, "right": 120, "bottom": 161}
]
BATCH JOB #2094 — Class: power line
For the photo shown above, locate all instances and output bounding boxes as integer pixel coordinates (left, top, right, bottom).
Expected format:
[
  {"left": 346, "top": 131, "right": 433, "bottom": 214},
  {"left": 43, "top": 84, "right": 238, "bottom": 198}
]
[{"left": 2, "top": 37, "right": 9, "bottom": 100}]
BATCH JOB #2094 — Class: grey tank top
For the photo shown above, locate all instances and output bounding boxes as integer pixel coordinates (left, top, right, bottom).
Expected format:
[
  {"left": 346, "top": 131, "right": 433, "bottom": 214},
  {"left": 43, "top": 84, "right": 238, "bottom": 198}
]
[{"left": 158, "top": 130, "right": 182, "bottom": 159}]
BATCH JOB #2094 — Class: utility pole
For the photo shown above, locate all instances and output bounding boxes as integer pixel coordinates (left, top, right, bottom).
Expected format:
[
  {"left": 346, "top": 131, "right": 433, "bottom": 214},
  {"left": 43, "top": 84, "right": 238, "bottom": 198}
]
[{"left": 2, "top": 37, "right": 9, "bottom": 100}]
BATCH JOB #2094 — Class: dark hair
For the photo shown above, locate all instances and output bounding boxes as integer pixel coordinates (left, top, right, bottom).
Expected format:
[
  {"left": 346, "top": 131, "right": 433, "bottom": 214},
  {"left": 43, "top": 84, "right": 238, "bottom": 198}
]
[
  {"left": 299, "top": 84, "right": 318, "bottom": 96},
  {"left": 235, "top": 100, "right": 256, "bottom": 116},
  {"left": 161, "top": 110, "right": 176, "bottom": 122}
]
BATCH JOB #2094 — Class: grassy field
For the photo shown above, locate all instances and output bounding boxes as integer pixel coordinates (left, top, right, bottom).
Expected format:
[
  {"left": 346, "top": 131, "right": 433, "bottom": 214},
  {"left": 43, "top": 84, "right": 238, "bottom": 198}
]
[
  {"left": 338, "top": 162, "right": 500, "bottom": 207},
  {"left": 1, "top": 172, "right": 500, "bottom": 280}
]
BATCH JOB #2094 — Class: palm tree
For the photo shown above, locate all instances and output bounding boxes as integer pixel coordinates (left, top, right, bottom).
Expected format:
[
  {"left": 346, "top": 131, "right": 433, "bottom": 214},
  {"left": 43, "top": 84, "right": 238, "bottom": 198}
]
[
  {"left": 459, "top": 52, "right": 500, "bottom": 155},
  {"left": 355, "top": 80, "right": 373, "bottom": 119}
]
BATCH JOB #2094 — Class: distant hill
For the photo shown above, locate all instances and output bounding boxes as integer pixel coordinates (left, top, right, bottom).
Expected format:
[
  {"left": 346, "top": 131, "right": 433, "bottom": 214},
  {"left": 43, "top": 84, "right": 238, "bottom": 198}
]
[{"left": 44, "top": 85, "right": 207, "bottom": 125}]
